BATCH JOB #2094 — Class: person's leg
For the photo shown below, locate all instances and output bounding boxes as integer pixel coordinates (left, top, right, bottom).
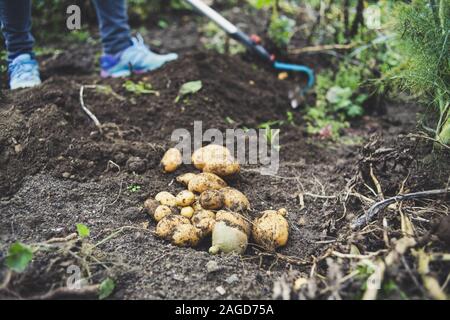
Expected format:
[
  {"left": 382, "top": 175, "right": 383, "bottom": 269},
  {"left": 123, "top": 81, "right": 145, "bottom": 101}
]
[
  {"left": 92, "top": 0, "right": 178, "bottom": 78},
  {"left": 91, "top": 0, "right": 132, "bottom": 55},
  {"left": 0, "top": 0, "right": 40, "bottom": 89},
  {"left": 0, "top": 0, "right": 35, "bottom": 61}
]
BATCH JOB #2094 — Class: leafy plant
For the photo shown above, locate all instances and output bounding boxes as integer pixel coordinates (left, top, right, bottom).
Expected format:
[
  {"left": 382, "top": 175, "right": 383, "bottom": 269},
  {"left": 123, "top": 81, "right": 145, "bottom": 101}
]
[
  {"left": 123, "top": 80, "right": 159, "bottom": 96},
  {"left": 6, "top": 242, "right": 34, "bottom": 273},
  {"left": 99, "top": 278, "right": 115, "bottom": 300},
  {"left": 175, "top": 80, "right": 203, "bottom": 103},
  {"left": 76, "top": 223, "right": 90, "bottom": 239},
  {"left": 127, "top": 184, "right": 141, "bottom": 193},
  {"left": 388, "top": 0, "right": 450, "bottom": 145},
  {"left": 269, "top": 14, "right": 296, "bottom": 48}
]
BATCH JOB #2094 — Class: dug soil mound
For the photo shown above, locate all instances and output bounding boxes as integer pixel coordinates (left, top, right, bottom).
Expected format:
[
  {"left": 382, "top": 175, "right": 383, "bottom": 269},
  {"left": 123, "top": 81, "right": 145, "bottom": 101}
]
[{"left": 1, "top": 45, "right": 449, "bottom": 299}]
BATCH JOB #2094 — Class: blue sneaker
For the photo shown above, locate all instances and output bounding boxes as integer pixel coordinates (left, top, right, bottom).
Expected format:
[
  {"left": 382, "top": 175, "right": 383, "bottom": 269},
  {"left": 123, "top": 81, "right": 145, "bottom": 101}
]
[
  {"left": 8, "top": 54, "right": 42, "bottom": 90},
  {"left": 100, "top": 34, "right": 178, "bottom": 78}
]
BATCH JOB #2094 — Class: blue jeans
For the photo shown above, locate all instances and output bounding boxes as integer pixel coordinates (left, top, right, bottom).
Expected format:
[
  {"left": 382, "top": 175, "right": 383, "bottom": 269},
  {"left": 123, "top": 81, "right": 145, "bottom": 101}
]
[{"left": 0, "top": 0, "right": 132, "bottom": 61}]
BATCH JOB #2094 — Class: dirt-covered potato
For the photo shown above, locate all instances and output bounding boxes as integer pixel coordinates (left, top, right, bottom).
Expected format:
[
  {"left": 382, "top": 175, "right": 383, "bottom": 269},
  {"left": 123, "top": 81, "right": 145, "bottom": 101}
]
[
  {"left": 161, "top": 148, "right": 182, "bottom": 173},
  {"left": 154, "top": 205, "right": 173, "bottom": 222},
  {"left": 188, "top": 172, "right": 227, "bottom": 193},
  {"left": 192, "top": 200, "right": 203, "bottom": 212},
  {"left": 156, "top": 215, "right": 191, "bottom": 239},
  {"left": 180, "top": 206, "right": 195, "bottom": 218},
  {"left": 155, "top": 191, "right": 177, "bottom": 207},
  {"left": 192, "top": 210, "right": 216, "bottom": 237},
  {"left": 191, "top": 144, "right": 231, "bottom": 170},
  {"left": 220, "top": 187, "right": 250, "bottom": 212},
  {"left": 143, "top": 198, "right": 159, "bottom": 217},
  {"left": 215, "top": 210, "right": 251, "bottom": 235},
  {"left": 199, "top": 189, "right": 224, "bottom": 210},
  {"left": 209, "top": 221, "right": 248, "bottom": 255},
  {"left": 252, "top": 209, "right": 289, "bottom": 251},
  {"left": 176, "top": 173, "right": 197, "bottom": 186},
  {"left": 175, "top": 190, "right": 195, "bottom": 207},
  {"left": 171, "top": 224, "right": 201, "bottom": 247},
  {"left": 191, "top": 144, "right": 240, "bottom": 176}
]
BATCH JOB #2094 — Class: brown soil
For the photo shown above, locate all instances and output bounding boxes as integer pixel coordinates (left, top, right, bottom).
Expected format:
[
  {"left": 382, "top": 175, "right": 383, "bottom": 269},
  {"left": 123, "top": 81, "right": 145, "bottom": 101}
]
[{"left": 0, "top": 21, "right": 449, "bottom": 300}]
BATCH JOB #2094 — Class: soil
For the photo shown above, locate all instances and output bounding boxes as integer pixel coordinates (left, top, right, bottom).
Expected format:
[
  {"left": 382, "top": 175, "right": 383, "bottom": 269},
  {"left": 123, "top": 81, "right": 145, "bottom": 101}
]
[{"left": 1, "top": 13, "right": 449, "bottom": 300}]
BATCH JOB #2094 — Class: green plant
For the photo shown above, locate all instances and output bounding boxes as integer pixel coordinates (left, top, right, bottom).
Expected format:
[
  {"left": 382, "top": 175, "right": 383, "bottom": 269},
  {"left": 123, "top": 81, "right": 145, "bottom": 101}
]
[
  {"left": 99, "top": 278, "right": 115, "bottom": 300},
  {"left": 175, "top": 80, "right": 203, "bottom": 103},
  {"left": 123, "top": 80, "right": 159, "bottom": 96},
  {"left": 76, "top": 223, "right": 90, "bottom": 239},
  {"left": 127, "top": 184, "right": 141, "bottom": 193},
  {"left": 388, "top": 0, "right": 450, "bottom": 145},
  {"left": 6, "top": 242, "right": 34, "bottom": 273}
]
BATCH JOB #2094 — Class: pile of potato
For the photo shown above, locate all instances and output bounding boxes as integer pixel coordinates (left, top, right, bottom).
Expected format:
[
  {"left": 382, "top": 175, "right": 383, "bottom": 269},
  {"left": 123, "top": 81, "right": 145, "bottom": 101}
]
[{"left": 144, "top": 144, "right": 289, "bottom": 255}]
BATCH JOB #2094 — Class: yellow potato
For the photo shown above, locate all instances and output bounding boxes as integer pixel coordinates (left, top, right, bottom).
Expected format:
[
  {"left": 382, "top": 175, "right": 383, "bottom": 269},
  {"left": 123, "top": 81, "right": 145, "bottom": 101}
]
[
  {"left": 171, "top": 224, "right": 201, "bottom": 247},
  {"left": 188, "top": 172, "right": 227, "bottom": 193},
  {"left": 154, "top": 205, "right": 173, "bottom": 222},
  {"left": 180, "top": 206, "right": 195, "bottom": 218},
  {"left": 192, "top": 210, "right": 216, "bottom": 237},
  {"left": 161, "top": 148, "right": 182, "bottom": 173},
  {"left": 203, "top": 159, "right": 240, "bottom": 177},
  {"left": 191, "top": 144, "right": 231, "bottom": 170},
  {"left": 143, "top": 198, "right": 159, "bottom": 217},
  {"left": 175, "top": 190, "right": 195, "bottom": 207},
  {"left": 215, "top": 210, "right": 251, "bottom": 236},
  {"left": 252, "top": 209, "right": 289, "bottom": 251},
  {"left": 209, "top": 221, "right": 248, "bottom": 255},
  {"left": 155, "top": 215, "right": 190, "bottom": 240},
  {"left": 176, "top": 173, "right": 197, "bottom": 186},
  {"left": 199, "top": 189, "right": 224, "bottom": 210},
  {"left": 155, "top": 191, "right": 177, "bottom": 207},
  {"left": 192, "top": 200, "right": 203, "bottom": 212},
  {"left": 220, "top": 187, "right": 250, "bottom": 212}
]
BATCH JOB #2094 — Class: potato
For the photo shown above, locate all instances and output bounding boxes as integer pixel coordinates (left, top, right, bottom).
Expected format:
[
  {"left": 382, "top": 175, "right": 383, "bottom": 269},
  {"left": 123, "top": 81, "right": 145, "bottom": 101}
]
[
  {"left": 192, "top": 144, "right": 240, "bottom": 177},
  {"left": 161, "top": 148, "right": 182, "bottom": 173},
  {"left": 154, "top": 205, "right": 173, "bottom": 222},
  {"left": 171, "top": 224, "right": 201, "bottom": 247},
  {"left": 180, "top": 206, "right": 195, "bottom": 219},
  {"left": 175, "top": 190, "right": 195, "bottom": 207},
  {"left": 252, "top": 209, "right": 289, "bottom": 251},
  {"left": 199, "top": 190, "right": 224, "bottom": 210},
  {"left": 176, "top": 173, "right": 197, "bottom": 186},
  {"left": 220, "top": 187, "right": 250, "bottom": 212},
  {"left": 209, "top": 221, "right": 248, "bottom": 255},
  {"left": 203, "top": 160, "right": 240, "bottom": 177},
  {"left": 143, "top": 198, "right": 159, "bottom": 217},
  {"left": 192, "top": 200, "right": 203, "bottom": 212},
  {"left": 192, "top": 210, "right": 216, "bottom": 237},
  {"left": 215, "top": 210, "right": 251, "bottom": 236},
  {"left": 188, "top": 172, "right": 227, "bottom": 193},
  {"left": 155, "top": 191, "right": 177, "bottom": 207},
  {"left": 155, "top": 215, "right": 190, "bottom": 240},
  {"left": 192, "top": 144, "right": 231, "bottom": 170}
]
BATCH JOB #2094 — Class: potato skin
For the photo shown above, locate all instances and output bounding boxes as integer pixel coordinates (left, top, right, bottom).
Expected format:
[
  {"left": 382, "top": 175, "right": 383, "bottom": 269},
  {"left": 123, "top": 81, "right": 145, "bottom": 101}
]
[
  {"left": 188, "top": 173, "right": 227, "bottom": 193},
  {"left": 203, "top": 160, "right": 240, "bottom": 177},
  {"left": 161, "top": 148, "right": 182, "bottom": 173},
  {"left": 175, "top": 190, "right": 195, "bottom": 207},
  {"left": 192, "top": 210, "right": 216, "bottom": 237},
  {"left": 191, "top": 144, "right": 231, "bottom": 170},
  {"left": 171, "top": 224, "right": 201, "bottom": 247},
  {"left": 155, "top": 191, "right": 177, "bottom": 207},
  {"left": 252, "top": 210, "right": 289, "bottom": 251},
  {"left": 156, "top": 215, "right": 190, "bottom": 240},
  {"left": 180, "top": 206, "right": 195, "bottom": 218},
  {"left": 220, "top": 187, "right": 250, "bottom": 212},
  {"left": 199, "top": 190, "right": 224, "bottom": 210},
  {"left": 154, "top": 205, "right": 173, "bottom": 222},
  {"left": 216, "top": 210, "right": 251, "bottom": 236},
  {"left": 144, "top": 198, "right": 159, "bottom": 217},
  {"left": 176, "top": 173, "right": 197, "bottom": 186},
  {"left": 210, "top": 221, "right": 248, "bottom": 254}
]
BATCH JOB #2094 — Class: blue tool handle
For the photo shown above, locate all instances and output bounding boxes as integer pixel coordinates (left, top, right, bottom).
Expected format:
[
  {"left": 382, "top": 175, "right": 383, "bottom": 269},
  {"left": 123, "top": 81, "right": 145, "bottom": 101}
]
[{"left": 274, "top": 61, "right": 315, "bottom": 91}]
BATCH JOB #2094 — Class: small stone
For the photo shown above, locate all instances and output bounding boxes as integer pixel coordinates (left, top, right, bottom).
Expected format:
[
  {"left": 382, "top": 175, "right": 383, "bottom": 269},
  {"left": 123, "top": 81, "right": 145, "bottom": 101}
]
[
  {"left": 216, "top": 286, "right": 226, "bottom": 295},
  {"left": 62, "top": 172, "right": 70, "bottom": 178},
  {"left": 14, "top": 144, "right": 23, "bottom": 153},
  {"left": 298, "top": 216, "right": 307, "bottom": 226},
  {"left": 126, "top": 156, "right": 147, "bottom": 173},
  {"left": 225, "top": 274, "right": 239, "bottom": 284},
  {"left": 206, "top": 260, "right": 220, "bottom": 273}
]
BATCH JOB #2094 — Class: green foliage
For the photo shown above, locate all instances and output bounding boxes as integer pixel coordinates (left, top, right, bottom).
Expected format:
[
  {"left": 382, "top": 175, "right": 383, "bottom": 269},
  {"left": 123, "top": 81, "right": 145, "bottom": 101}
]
[
  {"left": 6, "top": 242, "right": 34, "bottom": 273},
  {"left": 268, "top": 15, "right": 296, "bottom": 47},
  {"left": 76, "top": 223, "right": 90, "bottom": 239},
  {"left": 388, "top": 0, "right": 450, "bottom": 145},
  {"left": 127, "top": 184, "right": 141, "bottom": 193},
  {"left": 123, "top": 80, "right": 159, "bottom": 96},
  {"left": 99, "top": 278, "right": 115, "bottom": 300},
  {"left": 175, "top": 80, "right": 203, "bottom": 103},
  {"left": 201, "top": 22, "right": 246, "bottom": 55}
]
